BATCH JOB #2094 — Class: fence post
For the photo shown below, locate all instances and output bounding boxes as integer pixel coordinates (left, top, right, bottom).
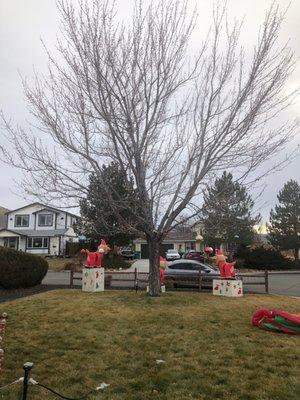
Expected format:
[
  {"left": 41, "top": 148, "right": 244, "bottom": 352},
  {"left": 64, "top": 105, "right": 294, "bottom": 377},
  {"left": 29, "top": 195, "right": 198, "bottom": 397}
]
[
  {"left": 265, "top": 270, "right": 269, "bottom": 293},
  {"left": 134, "top": 268, "right": 138, "bottom": 293},
  {"left": 70, "top": 270, "right": 74, "bottom": 288},
  {"left": 21, "top": 362, "right": 34, "bottom": 400},
  {"left": 198, "top": 270, "right": 202, "bottom": 292}
]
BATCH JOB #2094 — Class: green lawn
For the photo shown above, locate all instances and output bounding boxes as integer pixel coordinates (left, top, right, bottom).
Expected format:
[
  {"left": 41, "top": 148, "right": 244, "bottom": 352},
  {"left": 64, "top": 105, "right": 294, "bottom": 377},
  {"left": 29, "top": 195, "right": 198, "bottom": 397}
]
[{"left": 1, "top": 291, "right": 299, "bottom": 400}]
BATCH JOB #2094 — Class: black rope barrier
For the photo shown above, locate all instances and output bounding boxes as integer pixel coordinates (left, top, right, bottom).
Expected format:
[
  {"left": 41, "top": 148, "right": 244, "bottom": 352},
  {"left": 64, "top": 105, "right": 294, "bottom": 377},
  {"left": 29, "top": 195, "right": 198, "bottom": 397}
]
[
  {"left": 35, "top": 382, "right": 96, "bottom": 400},
  {"left": 12, "top": 362, "right": 109, "bottom": 400}
]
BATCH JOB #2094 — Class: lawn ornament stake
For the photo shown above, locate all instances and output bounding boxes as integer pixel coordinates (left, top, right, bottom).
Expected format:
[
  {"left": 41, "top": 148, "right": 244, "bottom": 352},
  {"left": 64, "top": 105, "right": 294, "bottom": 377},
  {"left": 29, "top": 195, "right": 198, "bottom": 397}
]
[
  {"left": 81, "top": 239, "right": 110, "bottom": 292},
  {"left": 0, "top": 312, "right": 8, "bottom": 373}
]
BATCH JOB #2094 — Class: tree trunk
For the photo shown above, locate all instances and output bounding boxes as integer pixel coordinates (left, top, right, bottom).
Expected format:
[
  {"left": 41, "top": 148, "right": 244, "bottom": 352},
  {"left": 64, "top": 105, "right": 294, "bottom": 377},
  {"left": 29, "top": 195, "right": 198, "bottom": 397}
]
[
  {"left": 294, "top": 248, "right": 299, "bottom": 261},
  {"left": 148, "top": 236, "right": 161, "bottom": 297}
]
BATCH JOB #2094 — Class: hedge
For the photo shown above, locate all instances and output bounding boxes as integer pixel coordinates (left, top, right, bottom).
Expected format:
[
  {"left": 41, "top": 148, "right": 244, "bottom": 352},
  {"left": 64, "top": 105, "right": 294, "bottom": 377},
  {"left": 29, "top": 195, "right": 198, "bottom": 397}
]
[
  {"left": 0, "top": 247, "right": 49, "bottom": 289},
  {"left": 234, "top": 246, "right": 294, "bottom": 270}
]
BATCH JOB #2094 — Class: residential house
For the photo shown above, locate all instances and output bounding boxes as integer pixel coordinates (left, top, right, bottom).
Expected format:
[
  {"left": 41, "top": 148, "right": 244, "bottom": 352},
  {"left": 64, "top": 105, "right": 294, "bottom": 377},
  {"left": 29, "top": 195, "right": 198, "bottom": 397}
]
[
  {"left": 0, "top": 203, "right": 78, "bottom": 255},
  {"left": 134, "top": 230, "right": 204, "bottom": 259}
]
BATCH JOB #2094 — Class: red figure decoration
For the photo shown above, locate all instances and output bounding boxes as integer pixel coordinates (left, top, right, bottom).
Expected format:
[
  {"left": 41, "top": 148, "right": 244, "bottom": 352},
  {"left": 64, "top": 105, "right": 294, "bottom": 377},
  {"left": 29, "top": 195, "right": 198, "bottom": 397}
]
[
  {"left": 80, "top": 239, "right": 111, "bottom": 268},
  {"left": 215, "top": 249, "right": 236, "bottom": 279},
  {"left": 204, "top": 246, "right": 213, "bottom": 255}
]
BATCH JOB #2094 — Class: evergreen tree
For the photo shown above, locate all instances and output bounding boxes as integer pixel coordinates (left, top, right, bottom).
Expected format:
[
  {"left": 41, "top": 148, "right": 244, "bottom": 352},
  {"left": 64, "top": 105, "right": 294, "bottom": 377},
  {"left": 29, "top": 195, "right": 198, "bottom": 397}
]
[
  {"left": 77, "top": 163, "right": 140, "bottom": 246},
  {"left": 268, "top": 180, "right": 300, "bottom": 260},
  {"left": 201, "top": 172, "right": 260, "bottom": 252}
]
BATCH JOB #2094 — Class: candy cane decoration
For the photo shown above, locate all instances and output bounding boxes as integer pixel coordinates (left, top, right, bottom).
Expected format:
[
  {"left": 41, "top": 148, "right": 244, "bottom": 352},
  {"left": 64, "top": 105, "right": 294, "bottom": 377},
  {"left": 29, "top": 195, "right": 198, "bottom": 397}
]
[{"left": 0, "top": 312, "right": 8, "bottom": 374}]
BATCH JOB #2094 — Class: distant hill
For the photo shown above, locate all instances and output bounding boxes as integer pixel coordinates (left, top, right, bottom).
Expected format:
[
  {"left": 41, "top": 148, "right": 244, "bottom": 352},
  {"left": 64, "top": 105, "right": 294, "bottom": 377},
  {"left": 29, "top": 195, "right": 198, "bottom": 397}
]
[{"left": 0, "top": 206, "right": 9, "bottom": 229}]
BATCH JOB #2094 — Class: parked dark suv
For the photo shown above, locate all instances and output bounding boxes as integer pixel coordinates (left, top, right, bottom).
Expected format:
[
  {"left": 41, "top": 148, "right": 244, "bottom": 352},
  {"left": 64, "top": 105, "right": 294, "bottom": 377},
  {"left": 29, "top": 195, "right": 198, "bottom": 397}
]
[{"left": 164, "top": 259, "right": 219, "bottom": 288}]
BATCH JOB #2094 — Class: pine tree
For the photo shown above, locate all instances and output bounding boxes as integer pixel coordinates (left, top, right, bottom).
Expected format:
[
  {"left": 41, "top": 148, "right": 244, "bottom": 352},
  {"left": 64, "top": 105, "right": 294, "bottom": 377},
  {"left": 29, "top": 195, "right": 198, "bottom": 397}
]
[
  {"left": 201, "top": 172, "right": 260, "bottom": 252},
  {"left": 77, "top": 163, "right": 140, "bottom": 246},
  {"left": 268, "top": 180, "right": 300, "bottom": 260}
]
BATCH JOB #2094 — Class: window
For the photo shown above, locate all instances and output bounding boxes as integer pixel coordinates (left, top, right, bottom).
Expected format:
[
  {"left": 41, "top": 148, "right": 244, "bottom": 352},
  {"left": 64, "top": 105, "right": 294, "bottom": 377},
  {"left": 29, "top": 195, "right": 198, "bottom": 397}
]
[
  {"left": 38, "top": 214, "right": 53, "bottom": 226},
  {"left": 71, "top": 217, "right": 77, "bottom": 225},
  {"left": 4, "top": 237, "right": 18, "bottom": 249},
  {"left": 15, "top": 215, "right": 29, "bottom": 227},
  {"left": 169, "top": 263, "right": 189, "bottom": 270},
  {"left": 27, "top": 237, "right": 49, "bottom": 248}
]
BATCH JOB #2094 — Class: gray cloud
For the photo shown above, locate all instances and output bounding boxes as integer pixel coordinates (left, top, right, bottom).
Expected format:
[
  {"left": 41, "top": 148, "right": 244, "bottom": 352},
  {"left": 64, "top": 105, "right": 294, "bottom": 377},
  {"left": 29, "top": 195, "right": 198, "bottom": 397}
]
[{"left": 0, "top": 0, "right": 299, "bottom": 220}]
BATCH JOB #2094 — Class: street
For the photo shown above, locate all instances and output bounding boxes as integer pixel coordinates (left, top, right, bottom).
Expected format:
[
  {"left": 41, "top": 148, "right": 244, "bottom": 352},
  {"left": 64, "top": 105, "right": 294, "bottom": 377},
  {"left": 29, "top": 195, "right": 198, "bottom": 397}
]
[{"left": 42, "top": 260, "right": 300, "bottom": 297}]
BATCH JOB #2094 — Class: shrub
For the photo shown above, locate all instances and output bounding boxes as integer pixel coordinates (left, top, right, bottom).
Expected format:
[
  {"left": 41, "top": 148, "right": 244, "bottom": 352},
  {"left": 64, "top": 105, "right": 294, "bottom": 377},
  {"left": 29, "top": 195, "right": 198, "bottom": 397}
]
[
  {"left": 0, "top": 247, "right": 48, "bottom": 289},
  {"left": 233, "top": 258, "right": 245, "bottom": 269},
  {"left": 236, "top": 246, "right": 293, "bottom": 270}
]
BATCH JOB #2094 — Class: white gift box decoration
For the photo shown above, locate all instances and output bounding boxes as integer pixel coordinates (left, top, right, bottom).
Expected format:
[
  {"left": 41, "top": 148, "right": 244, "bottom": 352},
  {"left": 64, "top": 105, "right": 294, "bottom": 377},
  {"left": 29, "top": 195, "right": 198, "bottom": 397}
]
[
  {"left": 213, "top": 279, "right": 243, "bottom": 297},
  {"left": 82, "top": 267, "right": 104, "bottom": 292}
]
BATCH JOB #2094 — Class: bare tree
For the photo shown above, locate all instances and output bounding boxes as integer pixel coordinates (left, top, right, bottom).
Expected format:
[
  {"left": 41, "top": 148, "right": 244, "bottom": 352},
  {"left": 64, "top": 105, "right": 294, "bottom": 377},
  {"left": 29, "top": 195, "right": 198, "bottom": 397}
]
[{"left": 0, "top": 0, "right": 298, "bottom": 295}]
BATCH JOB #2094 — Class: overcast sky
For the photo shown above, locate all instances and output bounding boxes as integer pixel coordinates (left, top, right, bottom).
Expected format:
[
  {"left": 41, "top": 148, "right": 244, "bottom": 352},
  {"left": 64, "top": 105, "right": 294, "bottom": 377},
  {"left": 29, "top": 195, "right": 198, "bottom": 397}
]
[{"left": 0, "top": 0, "right": 299, "bottom": 221}]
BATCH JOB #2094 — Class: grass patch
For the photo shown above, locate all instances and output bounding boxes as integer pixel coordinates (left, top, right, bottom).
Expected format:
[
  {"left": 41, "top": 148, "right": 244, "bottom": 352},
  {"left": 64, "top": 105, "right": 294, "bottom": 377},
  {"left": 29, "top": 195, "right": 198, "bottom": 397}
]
[{"left": 1, "top": 291, "right": 299, "bottom": 400}]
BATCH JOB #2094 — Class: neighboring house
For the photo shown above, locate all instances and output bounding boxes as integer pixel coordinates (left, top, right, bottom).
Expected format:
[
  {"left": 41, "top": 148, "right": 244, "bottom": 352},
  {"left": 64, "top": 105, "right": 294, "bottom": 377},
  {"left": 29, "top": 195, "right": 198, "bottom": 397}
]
[
  {"left": 134, "top": 231, "right": 204, "bottom": 259},
  {"left": 0, "top": 206, "right": 9, "bottom": 229},
  {"left": 0, "top": 203, "right": 78, "bottom": 256}
]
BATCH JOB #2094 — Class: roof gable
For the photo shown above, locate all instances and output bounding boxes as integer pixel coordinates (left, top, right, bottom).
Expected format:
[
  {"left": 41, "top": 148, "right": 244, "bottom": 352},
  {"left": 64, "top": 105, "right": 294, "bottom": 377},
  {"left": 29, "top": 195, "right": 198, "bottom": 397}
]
[{"left": 6, "top": 202, "right": 78, "bottom": 217}]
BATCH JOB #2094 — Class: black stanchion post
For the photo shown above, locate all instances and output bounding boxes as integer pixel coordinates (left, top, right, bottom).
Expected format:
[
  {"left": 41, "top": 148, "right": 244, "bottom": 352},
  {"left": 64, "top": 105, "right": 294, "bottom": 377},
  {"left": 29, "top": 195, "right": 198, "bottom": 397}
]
[{"left": 21, "top": 362, "right": 34, "bottom": 400}]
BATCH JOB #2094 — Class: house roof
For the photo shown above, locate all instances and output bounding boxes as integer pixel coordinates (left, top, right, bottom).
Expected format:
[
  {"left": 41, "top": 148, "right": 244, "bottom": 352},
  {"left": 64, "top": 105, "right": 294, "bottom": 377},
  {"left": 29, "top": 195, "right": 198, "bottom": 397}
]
[
  {"left": 0, "top": 229, "right": 24, "bottom": 237},
  {"left": 5, "top": 202, "right": 78, "bottom": 217},
  {"left": 16, "top": 229, "right": 69, "bottom": 237},
  {"left": 0, "top": 228, "right": 69, "bottom": 237},
  {"left": 134, "top": 231, "right": 197, "bottom": 243},
  {"left": 32, "top": 207, "right": 60, "bottom": 214}
]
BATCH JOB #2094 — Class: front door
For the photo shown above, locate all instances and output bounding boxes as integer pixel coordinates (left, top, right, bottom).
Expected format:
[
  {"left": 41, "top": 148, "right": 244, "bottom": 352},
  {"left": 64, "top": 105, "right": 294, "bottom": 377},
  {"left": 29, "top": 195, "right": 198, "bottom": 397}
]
[{"left": 4, "top": 237, "right": 19, "bottom": 249}]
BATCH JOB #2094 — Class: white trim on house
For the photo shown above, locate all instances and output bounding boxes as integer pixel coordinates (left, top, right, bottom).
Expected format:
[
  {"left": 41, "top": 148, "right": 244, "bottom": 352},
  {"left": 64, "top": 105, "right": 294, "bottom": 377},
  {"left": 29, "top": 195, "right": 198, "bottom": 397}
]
[{"left": 1, "top": 203, "right": 79, "bottom": 255}]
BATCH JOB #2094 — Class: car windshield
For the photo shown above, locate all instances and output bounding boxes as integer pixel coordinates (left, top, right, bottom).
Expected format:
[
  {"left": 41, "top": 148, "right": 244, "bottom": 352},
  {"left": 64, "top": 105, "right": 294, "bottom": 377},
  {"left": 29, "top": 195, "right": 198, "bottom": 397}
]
[
  {"left": 168, "top": 249, "right": 177, "bottom": 253},
  {"left": 200, "top": 263, "right": 217, "bottom": 271}
]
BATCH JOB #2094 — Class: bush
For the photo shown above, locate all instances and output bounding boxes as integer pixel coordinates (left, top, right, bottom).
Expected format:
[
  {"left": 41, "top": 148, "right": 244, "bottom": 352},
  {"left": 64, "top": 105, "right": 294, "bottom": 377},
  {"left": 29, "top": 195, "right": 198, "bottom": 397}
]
[
  {"left": 236, "top": 246, "right": 293, "bottom": 270},
  {"left": 0, "top": 247, "right": 48, "bottom": 289}
]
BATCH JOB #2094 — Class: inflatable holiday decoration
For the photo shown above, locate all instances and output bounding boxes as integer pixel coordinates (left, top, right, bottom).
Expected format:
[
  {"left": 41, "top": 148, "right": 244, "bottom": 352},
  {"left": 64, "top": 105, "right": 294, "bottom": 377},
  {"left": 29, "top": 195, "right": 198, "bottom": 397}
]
[
  {"left": 204, "top": 246, "right": 213, "bottom": 255},
  {"left": 252, "top": 309, "right": 300, "bottom": 335},
  {"left": 159, "top": 256, "right": 167, "bottom": 269},
  {"left": 81, "top": 239, "right": 109, "bottom": 292},
  {"left": 80, "top": 239, "right": 110, "bottom": 268},
  {"left": 215, "top": 249, "right": 236, "bottom": 279},
  {"left": 98, "top": 239, "right": 110, "bottom": 254},
  {"left": 213, "top": 249, "right": 242, "bottom": 297}
]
